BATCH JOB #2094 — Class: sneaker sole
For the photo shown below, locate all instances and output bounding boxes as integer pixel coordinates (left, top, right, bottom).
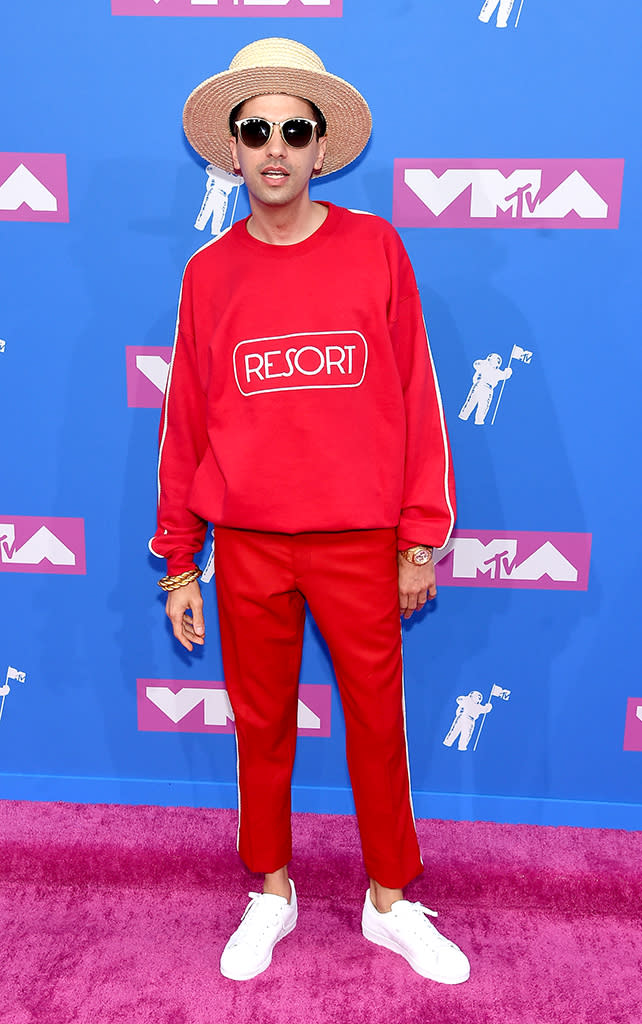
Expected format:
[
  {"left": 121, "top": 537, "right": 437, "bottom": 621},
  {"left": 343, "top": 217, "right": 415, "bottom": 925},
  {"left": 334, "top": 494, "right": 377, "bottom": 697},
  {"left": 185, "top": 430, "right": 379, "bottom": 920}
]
[
  {"left": 362, "top": 922, "right": 470, "bottom": 985},
  {"left": 220, "top": 915, "right": 297, "bottom": 981}
]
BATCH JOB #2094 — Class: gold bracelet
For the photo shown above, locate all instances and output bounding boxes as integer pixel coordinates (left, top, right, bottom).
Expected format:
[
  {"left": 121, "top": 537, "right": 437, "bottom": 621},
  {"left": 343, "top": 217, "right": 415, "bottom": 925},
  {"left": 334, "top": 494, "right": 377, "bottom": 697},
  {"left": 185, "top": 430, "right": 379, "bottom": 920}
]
[{"left": 158, "top": 568, "right": 202, "bottom": 592}]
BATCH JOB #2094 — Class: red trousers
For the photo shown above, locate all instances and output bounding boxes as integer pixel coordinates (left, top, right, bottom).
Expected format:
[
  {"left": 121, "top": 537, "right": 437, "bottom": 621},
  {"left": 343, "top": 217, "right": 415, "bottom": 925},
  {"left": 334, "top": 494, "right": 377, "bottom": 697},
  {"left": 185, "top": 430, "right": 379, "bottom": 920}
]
[{"left": 214, "top": 526, "right": 423, "bottom": 889}]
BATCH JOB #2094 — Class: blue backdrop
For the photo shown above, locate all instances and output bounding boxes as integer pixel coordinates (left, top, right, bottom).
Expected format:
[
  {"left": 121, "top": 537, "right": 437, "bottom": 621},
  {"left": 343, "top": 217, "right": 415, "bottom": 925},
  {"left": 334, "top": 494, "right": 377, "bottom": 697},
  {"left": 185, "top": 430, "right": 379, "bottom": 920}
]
[{"left": 1, "top": 0, "right": 640, "bottom": 829}]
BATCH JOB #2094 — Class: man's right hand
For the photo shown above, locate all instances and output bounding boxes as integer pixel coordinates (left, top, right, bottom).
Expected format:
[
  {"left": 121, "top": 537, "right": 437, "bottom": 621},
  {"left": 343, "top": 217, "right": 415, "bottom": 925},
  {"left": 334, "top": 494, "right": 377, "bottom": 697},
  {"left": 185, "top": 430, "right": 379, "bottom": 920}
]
[{"left": 166, "top": 580, "right": 205, "bottom": 651}]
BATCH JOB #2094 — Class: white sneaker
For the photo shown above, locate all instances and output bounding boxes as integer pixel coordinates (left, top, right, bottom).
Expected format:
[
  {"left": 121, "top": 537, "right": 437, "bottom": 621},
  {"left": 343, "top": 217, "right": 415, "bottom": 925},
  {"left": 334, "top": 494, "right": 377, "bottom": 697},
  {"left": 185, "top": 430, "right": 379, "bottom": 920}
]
[
  {"left": 220, "top": 880, "right": 298, "bottom": 981},
  {"left": 361, "top": 891, "right": 470, "bottom": 984}
]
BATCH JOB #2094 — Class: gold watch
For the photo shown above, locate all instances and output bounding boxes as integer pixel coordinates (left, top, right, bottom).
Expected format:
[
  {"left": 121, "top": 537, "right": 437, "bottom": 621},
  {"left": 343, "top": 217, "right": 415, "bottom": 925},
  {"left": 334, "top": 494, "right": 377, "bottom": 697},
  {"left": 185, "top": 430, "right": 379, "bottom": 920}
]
[{"left": 400, "top": 545, "right": 433, "bottom": 566}]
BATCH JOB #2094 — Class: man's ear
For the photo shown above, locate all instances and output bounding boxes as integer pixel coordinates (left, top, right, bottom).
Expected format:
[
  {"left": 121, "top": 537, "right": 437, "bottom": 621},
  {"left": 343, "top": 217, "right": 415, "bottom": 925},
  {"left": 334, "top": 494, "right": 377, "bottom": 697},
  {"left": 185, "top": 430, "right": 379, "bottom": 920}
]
[
  {"left": 313, "top": 134, "right": 328, "bottom": 174},
  {"left": 229, "top": 136, "right": 241, "bottom": 174}
]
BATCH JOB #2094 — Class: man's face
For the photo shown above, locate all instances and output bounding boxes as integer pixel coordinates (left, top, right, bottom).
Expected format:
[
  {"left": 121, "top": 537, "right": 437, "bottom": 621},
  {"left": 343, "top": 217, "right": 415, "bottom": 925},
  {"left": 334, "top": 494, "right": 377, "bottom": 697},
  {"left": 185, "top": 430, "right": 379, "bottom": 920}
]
[{"left": 228, "top": 94, "right": 327, "bottom": 209}]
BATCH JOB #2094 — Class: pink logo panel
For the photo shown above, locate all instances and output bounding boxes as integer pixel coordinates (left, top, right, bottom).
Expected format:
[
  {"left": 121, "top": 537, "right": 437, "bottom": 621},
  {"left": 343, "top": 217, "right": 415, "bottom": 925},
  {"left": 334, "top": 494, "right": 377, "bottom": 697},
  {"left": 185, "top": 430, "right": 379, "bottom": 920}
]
[
  {"left": 623, "top": 699, "right": 642, "bottom": 752},
  {"left": 137, "top": 679, "right": 332, "bottom": 737},
  {"left": 0, "top": 154, "right": 69, "bottom": 223},
  {"left": 0, "top": 516, "right": 86, "bottom": 575},
  {"left": 234, "top": 331, "right": 367, "bottom": 396},
  {"left": 393, "top": 159, "right": 624, "bottom": 229},
  {"left": 434, "top": 530, "right": 592, "bottom": 591},
  {"left": 112, "top": 0, "right": 341, "bottom": 17},
  {"left": 126, "top": 346, "right": 172, "bottom": 407}
]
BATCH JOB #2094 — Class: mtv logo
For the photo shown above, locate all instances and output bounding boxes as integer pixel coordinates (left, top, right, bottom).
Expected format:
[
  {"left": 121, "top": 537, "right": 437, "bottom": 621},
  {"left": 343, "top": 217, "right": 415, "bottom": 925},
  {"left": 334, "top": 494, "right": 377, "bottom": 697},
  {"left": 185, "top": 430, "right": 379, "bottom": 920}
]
[
  {"left": 434, "top": 530, "right": 592, "bottom": 591},
  {"left": 137, "top": 679, "right": 332, "bottom": 736},
  {"left": 0, "top": 516, "right": 86, "bottom": 575},
  {"left": 0, "top": 154, "right": 69, "bottom": 223},
  {"left": 126, "top": 346, "right": 172, "bottom": 407},
  {"left": 393, "top": 159, "right": 624, "bottom": 230},
  {"left": 623, "top": 698, "right": 642, "bottom": 752},
  {"left": 112, "top": 0, "right": 341, "bottom": 17}
]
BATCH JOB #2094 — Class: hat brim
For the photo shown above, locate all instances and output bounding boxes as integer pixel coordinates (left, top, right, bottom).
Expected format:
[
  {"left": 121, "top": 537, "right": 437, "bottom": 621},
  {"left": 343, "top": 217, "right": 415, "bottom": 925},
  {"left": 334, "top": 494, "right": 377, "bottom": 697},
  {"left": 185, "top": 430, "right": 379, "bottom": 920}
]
[{"left": 183, "top": 66, "right": 372, "bottom": 178}]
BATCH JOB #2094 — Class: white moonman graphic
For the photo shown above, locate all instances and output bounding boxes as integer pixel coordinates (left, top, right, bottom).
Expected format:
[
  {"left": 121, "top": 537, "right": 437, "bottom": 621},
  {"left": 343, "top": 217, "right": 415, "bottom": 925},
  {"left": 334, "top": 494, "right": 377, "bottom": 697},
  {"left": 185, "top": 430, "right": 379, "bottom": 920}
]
[
  {"left": 478, "top": 0, "right": 524, "bottom": 28},
  {"left": 0, "top": 164, "right": 58, "bottom": 212},
  {"left": 0, "top": 665, "right": 27, "bottom": 725},
  {"left": 443, "top": 691, "right": 492, "bottom": 751},
  {"left": 459, "top": 354, "right": 512, "bottom": 425},
  {"left": 194, "top": 165, "right": 243, "bottom": 235}
]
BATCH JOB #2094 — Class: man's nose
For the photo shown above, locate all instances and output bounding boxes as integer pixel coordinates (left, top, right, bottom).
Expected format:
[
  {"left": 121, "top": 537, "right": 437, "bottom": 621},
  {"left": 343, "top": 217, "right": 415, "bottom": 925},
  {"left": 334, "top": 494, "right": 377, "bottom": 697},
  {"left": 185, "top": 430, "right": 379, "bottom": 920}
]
[{"left": 266, "top": 126, "right": 287, "bottom": 159}]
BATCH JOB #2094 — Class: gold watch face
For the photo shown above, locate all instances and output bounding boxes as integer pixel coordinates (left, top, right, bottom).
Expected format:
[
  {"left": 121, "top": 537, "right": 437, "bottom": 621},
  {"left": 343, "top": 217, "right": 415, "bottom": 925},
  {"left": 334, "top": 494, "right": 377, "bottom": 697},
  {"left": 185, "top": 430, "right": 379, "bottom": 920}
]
[{"left": 413, "top": 548, "right": 431, "bottom": 565}]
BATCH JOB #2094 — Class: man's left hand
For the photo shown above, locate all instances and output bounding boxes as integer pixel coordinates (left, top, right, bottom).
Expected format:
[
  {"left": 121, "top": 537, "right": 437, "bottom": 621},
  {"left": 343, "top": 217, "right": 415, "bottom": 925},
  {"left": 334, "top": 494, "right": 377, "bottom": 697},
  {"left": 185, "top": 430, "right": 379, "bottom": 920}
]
[{"left": 398, "top": 553, "right": 437, "bottom": 619}]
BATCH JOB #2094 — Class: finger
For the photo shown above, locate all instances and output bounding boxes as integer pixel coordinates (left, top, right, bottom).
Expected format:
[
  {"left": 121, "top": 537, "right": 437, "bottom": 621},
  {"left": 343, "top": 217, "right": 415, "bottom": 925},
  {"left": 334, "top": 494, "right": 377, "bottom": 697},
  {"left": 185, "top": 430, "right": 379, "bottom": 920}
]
[
  {"left": 402, "top": 592, "right": 418, "bottom": 619},
  {"left": 191, "top": 605, "right": 205, "bottom": 638},
  {"left": 172, "top": 623, "right": 193, "bottom": 652},
  {"left": 182, "top": 617, "right": 205, "bottom": 645}
]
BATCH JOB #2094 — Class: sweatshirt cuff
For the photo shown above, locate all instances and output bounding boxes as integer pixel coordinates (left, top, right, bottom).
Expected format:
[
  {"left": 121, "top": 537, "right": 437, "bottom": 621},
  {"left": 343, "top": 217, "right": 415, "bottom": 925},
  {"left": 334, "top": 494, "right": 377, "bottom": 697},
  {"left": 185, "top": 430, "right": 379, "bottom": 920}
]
[
  {"left": 397, "top": 535, "right": 432, "bottom": 552},
  {"left": 165, "top": 555, "right": 201, "bottom": 577}
]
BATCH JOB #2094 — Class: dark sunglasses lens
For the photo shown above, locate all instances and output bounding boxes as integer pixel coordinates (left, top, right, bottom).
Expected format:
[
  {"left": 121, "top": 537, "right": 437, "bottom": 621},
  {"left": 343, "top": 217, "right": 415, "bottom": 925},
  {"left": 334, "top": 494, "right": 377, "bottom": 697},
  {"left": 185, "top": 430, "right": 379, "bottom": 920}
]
[
  {"left": 239, "top": 119, "right": 272, "bottom": 148},
  {"left": 281, "top": 119, "right": 315, "bottom": 148}
]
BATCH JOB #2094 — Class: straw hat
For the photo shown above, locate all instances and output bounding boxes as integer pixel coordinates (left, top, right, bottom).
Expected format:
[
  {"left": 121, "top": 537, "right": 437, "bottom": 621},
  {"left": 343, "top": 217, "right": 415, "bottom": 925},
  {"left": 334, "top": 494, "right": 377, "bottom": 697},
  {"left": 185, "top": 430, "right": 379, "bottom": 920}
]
[{"left": 183, "top": 37, "right": 372, "bottom": 177}]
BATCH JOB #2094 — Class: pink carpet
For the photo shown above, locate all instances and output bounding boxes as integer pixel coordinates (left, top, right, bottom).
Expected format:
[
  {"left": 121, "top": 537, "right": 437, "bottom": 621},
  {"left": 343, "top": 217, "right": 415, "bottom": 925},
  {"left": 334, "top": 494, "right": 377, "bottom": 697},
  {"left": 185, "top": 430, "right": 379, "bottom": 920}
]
[{"left": 0, "top": 800, "right": 640, "bottom": 1024}]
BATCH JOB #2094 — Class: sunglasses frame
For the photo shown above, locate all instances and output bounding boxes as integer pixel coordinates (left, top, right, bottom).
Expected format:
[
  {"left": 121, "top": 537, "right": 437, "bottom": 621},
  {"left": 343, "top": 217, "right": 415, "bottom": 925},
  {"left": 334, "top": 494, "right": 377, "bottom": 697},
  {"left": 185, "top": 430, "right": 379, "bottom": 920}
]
[{"left": 234, "top": 117, "right": 319, "bottom": 150}]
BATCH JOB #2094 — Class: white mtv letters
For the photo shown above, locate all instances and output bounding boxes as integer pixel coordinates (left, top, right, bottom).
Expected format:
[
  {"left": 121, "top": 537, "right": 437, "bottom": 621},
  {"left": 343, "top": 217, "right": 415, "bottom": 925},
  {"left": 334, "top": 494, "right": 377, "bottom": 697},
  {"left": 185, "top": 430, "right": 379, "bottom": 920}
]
[
  {"left": 0, "top": 164, "right": 57, "bottom": 212},
  {"left": 0, "top": 525, "right": 76, "bottom": 566},
  {"left": 403, "top": 169, "right": 608, "bottom": 221},
  {"left": 191, "top": 0, "right": 330, "bottom": 4},
  {"left": 136, "top": 354, "right": 170, "bottom": 393},
  {"left": 146, "top": 686, "right": 322, "bottom": 730},
  {"left": 146, "top": 687, "right": 235, "bottom": 726},
  {"left": 435, "top": 537, "right": 579, "bottom": 583}
]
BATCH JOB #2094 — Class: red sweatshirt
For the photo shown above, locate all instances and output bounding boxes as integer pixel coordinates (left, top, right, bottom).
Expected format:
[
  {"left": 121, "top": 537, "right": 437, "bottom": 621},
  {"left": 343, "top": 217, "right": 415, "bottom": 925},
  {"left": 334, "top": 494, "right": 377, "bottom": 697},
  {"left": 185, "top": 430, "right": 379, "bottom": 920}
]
[{"left": 150, "top": 203, "right": 456, "bottom": 574}]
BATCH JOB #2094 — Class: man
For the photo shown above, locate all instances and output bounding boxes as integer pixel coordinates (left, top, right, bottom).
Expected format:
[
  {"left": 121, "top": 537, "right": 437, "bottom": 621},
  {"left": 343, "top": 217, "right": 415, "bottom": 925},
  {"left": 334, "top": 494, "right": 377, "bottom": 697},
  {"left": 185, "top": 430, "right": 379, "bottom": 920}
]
[{"left": 150, "top": 37, "right": 469, "bottom": 985}]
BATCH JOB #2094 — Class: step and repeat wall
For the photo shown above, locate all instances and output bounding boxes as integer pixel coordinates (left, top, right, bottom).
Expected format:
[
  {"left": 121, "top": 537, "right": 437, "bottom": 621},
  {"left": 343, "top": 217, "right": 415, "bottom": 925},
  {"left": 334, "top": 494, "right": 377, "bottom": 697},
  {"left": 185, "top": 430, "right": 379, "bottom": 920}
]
[{"left": 1, "top": 1, "right": 640, "bottom": 828}]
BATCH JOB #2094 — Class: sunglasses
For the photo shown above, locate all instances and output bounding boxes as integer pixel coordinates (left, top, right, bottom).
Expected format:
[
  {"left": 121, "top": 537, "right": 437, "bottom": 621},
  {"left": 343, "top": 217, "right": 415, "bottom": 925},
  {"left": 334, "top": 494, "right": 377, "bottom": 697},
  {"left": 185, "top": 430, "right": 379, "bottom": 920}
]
[{"left": 234, "top": 117, "right": 318, "bottom": 150}]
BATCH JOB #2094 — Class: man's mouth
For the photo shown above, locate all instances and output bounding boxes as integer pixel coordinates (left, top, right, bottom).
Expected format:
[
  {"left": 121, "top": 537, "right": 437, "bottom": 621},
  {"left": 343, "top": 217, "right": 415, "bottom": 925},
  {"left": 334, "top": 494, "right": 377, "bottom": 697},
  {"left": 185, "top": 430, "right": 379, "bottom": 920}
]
[{"left": 261, "top": 167, "right": 289, "bottom": 179}]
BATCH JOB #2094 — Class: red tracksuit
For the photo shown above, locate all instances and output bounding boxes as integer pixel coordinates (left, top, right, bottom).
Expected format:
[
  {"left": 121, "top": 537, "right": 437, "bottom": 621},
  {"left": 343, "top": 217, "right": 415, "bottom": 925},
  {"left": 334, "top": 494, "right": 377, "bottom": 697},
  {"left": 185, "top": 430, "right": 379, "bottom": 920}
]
[{"left": 150, "top": 204, "right": 456, "bottom": 887}]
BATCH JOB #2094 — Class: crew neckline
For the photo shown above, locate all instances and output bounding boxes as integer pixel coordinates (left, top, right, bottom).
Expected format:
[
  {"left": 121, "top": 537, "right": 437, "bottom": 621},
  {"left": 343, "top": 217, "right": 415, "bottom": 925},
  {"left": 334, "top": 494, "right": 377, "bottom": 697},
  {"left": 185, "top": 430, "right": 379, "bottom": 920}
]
[{"left": 234, "top": 202, "right": 340, "bottom": 255}]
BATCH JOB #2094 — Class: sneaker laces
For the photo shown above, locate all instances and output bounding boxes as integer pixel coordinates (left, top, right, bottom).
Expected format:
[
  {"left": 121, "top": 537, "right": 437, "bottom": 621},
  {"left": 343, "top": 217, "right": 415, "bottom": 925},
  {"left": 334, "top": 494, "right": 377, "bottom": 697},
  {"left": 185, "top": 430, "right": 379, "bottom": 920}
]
[
  {"left": 393, "top": 901, "right": 449, "bottom": 948},
  {"left": 230, "top": 892, "right": 287, "bottom": 949}
]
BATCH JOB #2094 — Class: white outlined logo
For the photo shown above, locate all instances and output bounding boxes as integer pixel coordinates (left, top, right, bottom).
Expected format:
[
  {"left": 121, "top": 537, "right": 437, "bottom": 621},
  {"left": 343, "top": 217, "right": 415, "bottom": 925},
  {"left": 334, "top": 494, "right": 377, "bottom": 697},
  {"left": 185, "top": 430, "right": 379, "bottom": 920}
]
[
  {"left": 443, "top": 684, "right": 511, "bottom": 751},
  {"left": 478, "top": 0, "right": 525, "bottom": 28},
  {"left": 459, "top": 345, "right": 533, "bottom": 426},
  {"left": 233, "top": 331, "right": 368, "bottom": 396}
]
